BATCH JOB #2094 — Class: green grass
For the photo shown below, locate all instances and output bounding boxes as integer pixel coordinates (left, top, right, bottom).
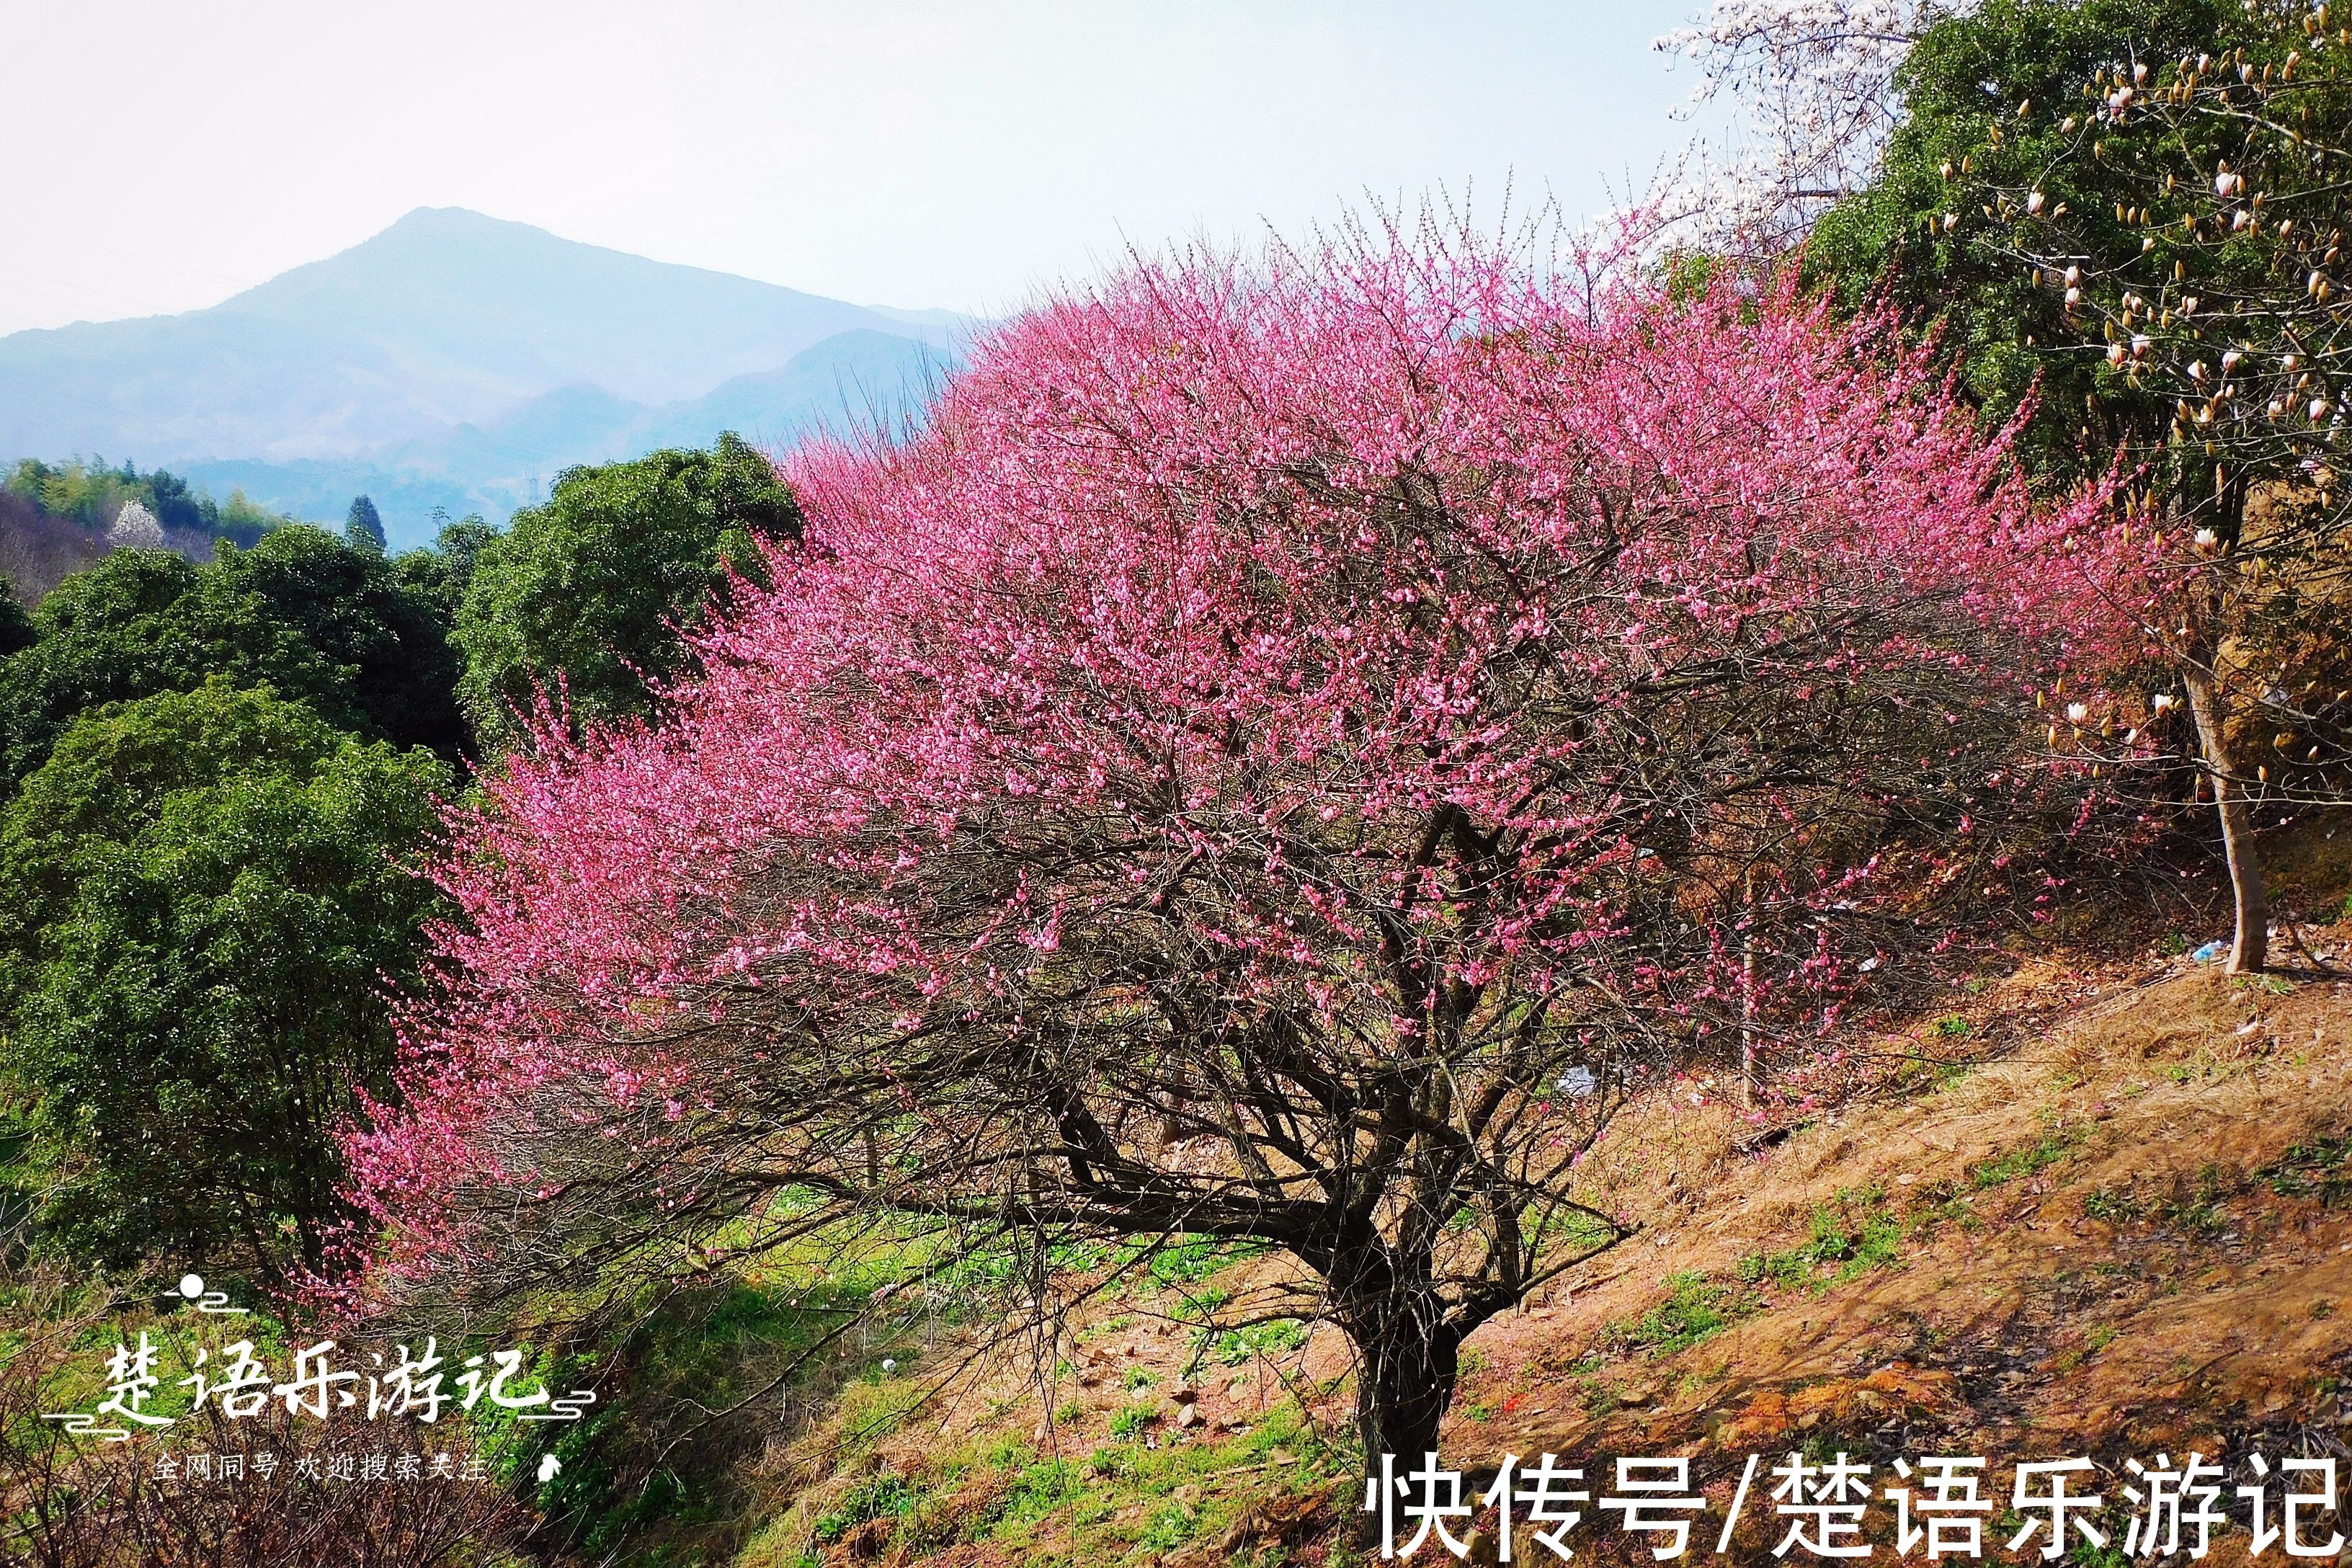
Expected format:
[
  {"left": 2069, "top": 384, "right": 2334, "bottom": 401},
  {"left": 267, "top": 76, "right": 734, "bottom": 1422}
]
[
  {"left": 1736, "top": 1185, "right": 1908, "bottom": 1291},
  {"left": 1966, "top": 1125, "right": 2085, "bottom": 1189},
  {"left": 1201, "top": 1319, "right": 1310, "bottom": 1367},
  {"left": 1613, "top": 1188, "right": 1911, "bottom": 1360},
  {"left": 2160, "top": 1166, "right": 2232, "bottom": 1237},
  {"left": 2262, "top": 1133, "right": 2352, "bottom": 1206},
  {"left": 812, "top": 1475, "right": 922, "bottom": 1544},
  {"left": 955, "top": 1399, "right": 1342, "bottom": 1563},
  {"left": 1614, "top": 1270, "right": 1745, "bottom": 1355}
]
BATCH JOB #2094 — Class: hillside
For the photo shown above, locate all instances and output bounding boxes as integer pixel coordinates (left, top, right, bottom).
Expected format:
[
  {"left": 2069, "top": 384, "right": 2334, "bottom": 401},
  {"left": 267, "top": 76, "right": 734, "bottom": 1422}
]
[{"left": 687, "top": 824, "right": 2352, "bottom": 1567}]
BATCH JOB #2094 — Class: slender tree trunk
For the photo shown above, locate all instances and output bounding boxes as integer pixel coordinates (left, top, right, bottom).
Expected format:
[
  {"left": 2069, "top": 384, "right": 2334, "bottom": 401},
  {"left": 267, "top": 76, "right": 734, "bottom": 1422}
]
[
  {"left": 1739, "top": 868, "right": 1761, "bottom": 1108},
  {"left": 2185, "top": 664, "right": 2269, "bottom": 974}
]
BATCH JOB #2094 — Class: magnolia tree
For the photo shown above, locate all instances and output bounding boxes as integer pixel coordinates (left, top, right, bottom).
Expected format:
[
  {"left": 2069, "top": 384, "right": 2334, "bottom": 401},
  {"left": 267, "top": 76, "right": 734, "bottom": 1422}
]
[
  {"left": 1656, "top": 0, "right": 1964, "bottom": 251},
  {"left": 104, "top": 499, "right": 164, "bottom": 551},
  {"left": 1907, "top": 0, "right": 2352, "bottom": 970},
  {"left": 339, "top": 227, "right": 2144, "bottom": 1476}
]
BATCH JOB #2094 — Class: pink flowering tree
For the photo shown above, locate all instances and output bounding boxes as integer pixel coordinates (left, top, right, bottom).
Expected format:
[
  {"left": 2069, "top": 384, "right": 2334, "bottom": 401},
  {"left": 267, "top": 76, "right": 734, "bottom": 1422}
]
[{"left": 342, "top": 224, "right": 2144, "bottom": 1476}]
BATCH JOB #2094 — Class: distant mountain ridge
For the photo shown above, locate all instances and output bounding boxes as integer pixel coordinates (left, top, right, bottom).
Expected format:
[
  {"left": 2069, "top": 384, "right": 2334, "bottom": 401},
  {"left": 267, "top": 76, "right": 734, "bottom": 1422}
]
[
  {"left": 0, "top": 208, "right": 971, "bottom": 548},
  {"left": 171, "top": 329, "right": 952, "bottom": 540}
]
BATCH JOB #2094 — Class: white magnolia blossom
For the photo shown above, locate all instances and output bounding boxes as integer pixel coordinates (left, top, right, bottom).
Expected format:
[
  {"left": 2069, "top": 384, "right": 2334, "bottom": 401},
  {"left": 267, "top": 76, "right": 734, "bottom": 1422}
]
[
  {"left": 1652, "top": 0, "right": 1970, "bottom": 252},
  {"left": 105, "top": 499, "right": 164, "bottom": 550}
]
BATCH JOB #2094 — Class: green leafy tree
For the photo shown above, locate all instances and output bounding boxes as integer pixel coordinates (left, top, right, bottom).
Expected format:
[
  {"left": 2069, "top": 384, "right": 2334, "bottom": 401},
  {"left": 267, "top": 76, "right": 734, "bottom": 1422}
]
[
  {"left": 0, "top": 587, "right": 30, "bottom": 658},
  {"left": 1806, "top": 0, "right": 2352, "bottom": 971},
  {"left": 344, "top": 494, "right": 387, "bottom": 553},
  {"left": 0, "top": 525, "right": 466, "bottom": 783},
  {"left": 0, "top": 681, "right": 452, "bottom": 1277},
  {"left": 1804, "top": 0, "right": 2245, "bottom": 478},
  {"left": 453, "top": 432, "right": 800, "bottom": 745},
  {"left": 391, "top": 513, "right": 500, "bottom": 624}
]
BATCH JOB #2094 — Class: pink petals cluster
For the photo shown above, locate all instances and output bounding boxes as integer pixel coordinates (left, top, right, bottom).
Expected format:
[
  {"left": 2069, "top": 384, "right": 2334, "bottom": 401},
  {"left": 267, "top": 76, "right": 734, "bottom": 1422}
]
[{"left": 337, "top": 224, "right": 2146, "bottom": 1298}]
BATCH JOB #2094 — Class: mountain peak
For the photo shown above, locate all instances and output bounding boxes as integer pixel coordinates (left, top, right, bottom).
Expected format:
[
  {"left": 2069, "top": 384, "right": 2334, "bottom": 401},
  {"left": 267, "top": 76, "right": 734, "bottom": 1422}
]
[{"left": 0, "top": 213, "right": 971, "bottom": 504}]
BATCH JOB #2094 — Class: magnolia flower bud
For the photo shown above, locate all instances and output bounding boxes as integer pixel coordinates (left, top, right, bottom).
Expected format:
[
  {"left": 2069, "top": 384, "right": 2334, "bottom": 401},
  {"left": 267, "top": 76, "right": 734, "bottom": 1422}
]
[
  {"left": 2063, "top": 264, "right": 2081, "bottom": 285},
  {"left": 2133, "top": 334, "right": 2153, "bottom": 357},
  {"left": 2067, "top": 702, "right": 2090, "bottom": 723},
  {"left": 2028, "top": 190, "right": 2047, "bottom": 215},
  {"left": 2222, "top": 349, "right": 2242, "bottom": 373},
  {"left": 1942, "top": 213, "right": 1959, "bottom": 231},
  {"left": 2066, "top": 286, "right": 2082, "bottom": 306},
  {"left": 2316, "top": 398, "right": 2333, "bottom": 422},
  {"left": 2153, "top": 693, "right": 2177, "bottom": 713},
  {"left": 2216, "top": 170, "right": 2240, "bottom": 196},
  {"left": 2194, "top": 527, "right": 2220, "bottom": 550},
  {"left": 2108, "top": 342, "right": 2129, "bottom": 365},
  {"left": 2188, "top": 360, "right": 2208, "bottom": 381}
]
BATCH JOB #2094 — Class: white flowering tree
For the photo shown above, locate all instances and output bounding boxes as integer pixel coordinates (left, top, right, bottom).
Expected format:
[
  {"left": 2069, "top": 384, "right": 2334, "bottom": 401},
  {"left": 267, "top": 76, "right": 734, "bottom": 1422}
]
[
  {"left": 1654, "top": 0, "right": 1964, "bottom": 251},
  {"left": 104, "top": 499, "right": 164, "bottom": 551}
]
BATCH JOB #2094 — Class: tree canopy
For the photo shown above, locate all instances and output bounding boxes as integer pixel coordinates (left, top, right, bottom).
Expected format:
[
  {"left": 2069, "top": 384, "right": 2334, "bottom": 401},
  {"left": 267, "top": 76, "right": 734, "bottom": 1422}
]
[
  {"left": 0, "top": 681, "right": 452, "bottom": 1278},
  {"left": 391, "top": 513, "right": 499, "bottom": 625},
  {"left": 1805, "top": 0, "right": 2352, "bottom": 971},
  {"left": 1805, "top": 0, "right": 2248, "bottom": 477},
  {"left": 2, "top": 457, "right": 296, "bottom": 548},
  {"left": 451, "top": 432, "right": 801, "bottom": 745},
  {"left": 342, "top": 233, "right": 2148, "bottom": 1478},
  {"left": 0, "top": 525, "right": 466, "bottom": 784},
  {"left": 345, "top": 494, "right": 387, "bottom": 553}
]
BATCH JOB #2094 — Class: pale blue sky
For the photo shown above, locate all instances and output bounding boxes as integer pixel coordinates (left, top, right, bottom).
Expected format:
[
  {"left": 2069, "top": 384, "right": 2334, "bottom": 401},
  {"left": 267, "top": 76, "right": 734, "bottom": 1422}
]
[{"left": 0, "top": 1, "right": 1716, "bottom": 335}]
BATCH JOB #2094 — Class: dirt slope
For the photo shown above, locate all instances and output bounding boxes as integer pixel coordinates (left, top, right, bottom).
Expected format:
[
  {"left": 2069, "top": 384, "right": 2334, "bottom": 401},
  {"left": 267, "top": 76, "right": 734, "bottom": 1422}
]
[{"left": 750, "top": 929, "right": 2352, "bottom": 1566}]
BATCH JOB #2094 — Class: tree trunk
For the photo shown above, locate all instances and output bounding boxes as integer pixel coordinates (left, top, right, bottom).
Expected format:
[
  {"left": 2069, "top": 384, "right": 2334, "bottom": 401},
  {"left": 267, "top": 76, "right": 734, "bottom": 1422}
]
[
  {"left": 1739, "top": 868, "right": 1761, "bottom": 1108},
  {"left": 2185, "top": 665, "right": 2269, "bottom": 974},
  {"left": 1348, "top": 1297, "right": 1461, "bottom": 1535}
]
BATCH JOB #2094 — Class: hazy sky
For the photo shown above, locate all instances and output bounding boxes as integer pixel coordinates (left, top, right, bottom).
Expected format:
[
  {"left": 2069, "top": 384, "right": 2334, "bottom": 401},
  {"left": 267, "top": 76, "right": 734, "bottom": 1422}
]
[{"left": 1, "top": 1, "right": 1715, "bottom": 336}]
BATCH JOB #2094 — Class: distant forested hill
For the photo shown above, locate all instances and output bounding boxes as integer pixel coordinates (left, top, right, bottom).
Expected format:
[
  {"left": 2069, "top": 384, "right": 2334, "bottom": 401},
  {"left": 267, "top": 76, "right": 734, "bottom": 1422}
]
[{"left": 0, "top": 459, "right": 297, "bottom": 602}]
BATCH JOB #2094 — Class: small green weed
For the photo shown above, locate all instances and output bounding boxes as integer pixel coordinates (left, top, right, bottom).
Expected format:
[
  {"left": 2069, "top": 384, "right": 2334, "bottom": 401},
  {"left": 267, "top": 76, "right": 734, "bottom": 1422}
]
[
  {"left": 2082, "top": 1184, "right": 2145, "bottom": 1223},
  {"left": 1967, "top": 1126, "right": 2083, "bottom": 1190},
  {"left": 2160, "top": 1166, "right": 2231, "bottom": 1237},
  {"left": 1196, "top": 1318, "right": 1307, "bottom": 1367},
  {"left": 2262, "top": 1133, "right": 2352, "bottom": 1206},
  {"left": 813, "top": 1475, "right": 920, "bottom": 1544},
  {"left": 1613, "top": 1271, "right": 1742, "bottom": 1355}
]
